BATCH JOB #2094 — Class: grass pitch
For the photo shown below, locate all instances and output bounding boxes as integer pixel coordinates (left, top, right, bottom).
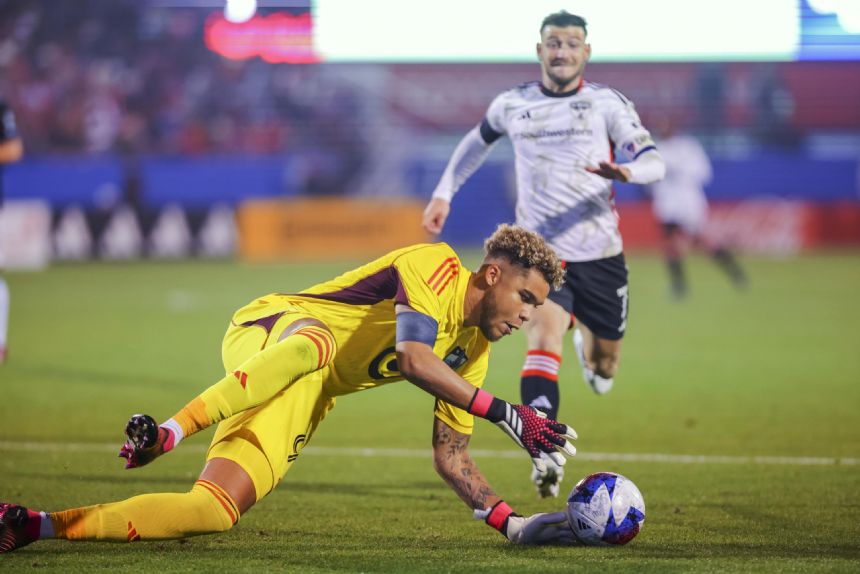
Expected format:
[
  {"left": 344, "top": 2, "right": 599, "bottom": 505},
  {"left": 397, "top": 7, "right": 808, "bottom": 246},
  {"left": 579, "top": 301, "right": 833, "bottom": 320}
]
[{"left": 1, "top": 252, "right": 859, "bottom": 572}]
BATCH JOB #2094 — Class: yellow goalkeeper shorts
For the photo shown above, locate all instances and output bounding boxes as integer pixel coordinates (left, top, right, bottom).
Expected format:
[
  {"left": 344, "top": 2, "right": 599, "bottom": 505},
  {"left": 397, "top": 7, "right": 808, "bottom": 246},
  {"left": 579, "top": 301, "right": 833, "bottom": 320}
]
[{"left": 207, "top": 306, "right": 336, "bottom": 501}]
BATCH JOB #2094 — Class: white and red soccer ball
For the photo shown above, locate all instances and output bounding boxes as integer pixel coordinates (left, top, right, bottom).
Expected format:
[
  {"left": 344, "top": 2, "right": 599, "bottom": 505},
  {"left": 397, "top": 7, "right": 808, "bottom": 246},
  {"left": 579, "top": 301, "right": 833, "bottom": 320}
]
[{"left": 566, "top": 472, "right": 645, "bottom": 546}]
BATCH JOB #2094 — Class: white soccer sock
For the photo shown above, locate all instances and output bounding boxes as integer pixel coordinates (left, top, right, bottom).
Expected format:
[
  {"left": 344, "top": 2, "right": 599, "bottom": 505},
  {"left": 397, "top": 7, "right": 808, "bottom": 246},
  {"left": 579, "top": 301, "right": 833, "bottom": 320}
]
[
  {"left": 160, "top": 418, "right": 185, "bottom": 450},
  {"left": 40, "top": 512, "right": 55, "bottom": 539}
]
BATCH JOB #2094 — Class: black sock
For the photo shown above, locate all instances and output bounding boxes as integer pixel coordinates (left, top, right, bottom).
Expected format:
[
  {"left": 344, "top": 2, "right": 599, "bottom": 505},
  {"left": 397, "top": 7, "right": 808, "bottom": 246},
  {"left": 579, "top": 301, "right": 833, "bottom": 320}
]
[
  {"left": 520, "top": 375, "right": 559, "bottom": 421},
  {"left": 667, "top": 258, "right": 687, "bottom": 297},
  {"left": 712, "top": 248, "right": 747, "bottom": 287}
]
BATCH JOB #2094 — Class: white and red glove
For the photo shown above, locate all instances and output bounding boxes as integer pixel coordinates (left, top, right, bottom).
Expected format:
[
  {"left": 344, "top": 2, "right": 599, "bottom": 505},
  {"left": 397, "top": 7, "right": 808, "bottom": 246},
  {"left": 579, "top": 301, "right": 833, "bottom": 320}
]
[{"left": 474, "top": 501, "right": 576, "bottom": 545}]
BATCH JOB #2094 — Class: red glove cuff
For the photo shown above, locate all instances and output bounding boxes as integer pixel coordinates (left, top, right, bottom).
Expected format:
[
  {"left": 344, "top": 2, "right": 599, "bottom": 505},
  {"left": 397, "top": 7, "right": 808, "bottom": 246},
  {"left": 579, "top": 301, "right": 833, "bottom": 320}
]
[
  {"left": 485, "top": 500, "right": 515, "bottom": 532},
  {"left": 467, "top": 389, "right": 507, "bottom": 422},
  {"left": 467, "top": 388, "right": 494, "bottom": 417}
]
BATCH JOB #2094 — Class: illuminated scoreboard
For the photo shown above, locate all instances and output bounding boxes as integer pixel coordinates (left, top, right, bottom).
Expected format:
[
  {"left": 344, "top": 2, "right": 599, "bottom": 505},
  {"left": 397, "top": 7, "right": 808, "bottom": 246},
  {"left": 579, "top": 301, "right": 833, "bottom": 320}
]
[{"left": 204, "top": 0, "right": 860, "bottom": 63}]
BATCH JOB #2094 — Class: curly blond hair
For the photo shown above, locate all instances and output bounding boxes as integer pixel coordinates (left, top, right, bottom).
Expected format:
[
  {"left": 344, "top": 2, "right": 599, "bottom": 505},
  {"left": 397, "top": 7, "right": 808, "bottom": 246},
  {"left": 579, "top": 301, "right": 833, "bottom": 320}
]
[{"left": 483, "top": 224, "right": 564, "bottom": 290}]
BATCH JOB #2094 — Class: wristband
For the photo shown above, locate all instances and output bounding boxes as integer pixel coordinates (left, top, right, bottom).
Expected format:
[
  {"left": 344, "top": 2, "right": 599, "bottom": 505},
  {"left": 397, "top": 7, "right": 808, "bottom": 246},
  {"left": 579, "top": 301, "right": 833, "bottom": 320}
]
[
  {"left": 484, "top": 500, "right": 515, "bottom": 533},
  {"left": 466, "top": 389, "right": 506, "bottom": 423},
  {"left": 160, "top": 419, "right": 184, "bottom": 452}
]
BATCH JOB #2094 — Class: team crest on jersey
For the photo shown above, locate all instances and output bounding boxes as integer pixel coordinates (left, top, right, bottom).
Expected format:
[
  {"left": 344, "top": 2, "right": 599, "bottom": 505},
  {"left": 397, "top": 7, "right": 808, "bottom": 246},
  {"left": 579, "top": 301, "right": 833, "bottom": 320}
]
[
  {"left": 569, "top": 100, "right": 592, "bottom": 119},
  {"left": 443, "top": 346, "right": 468, "bottom": 370}
]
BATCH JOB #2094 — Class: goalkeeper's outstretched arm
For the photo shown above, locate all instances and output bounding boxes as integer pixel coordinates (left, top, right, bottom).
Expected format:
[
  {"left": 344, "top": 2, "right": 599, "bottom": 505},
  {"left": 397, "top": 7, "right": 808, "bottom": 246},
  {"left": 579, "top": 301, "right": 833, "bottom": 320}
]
[
  {"left": 432, "top": 417, "right": 499, "bottom": 511},
  {"left": 431, "top": 417, "right": 576, "bottom": 545}
]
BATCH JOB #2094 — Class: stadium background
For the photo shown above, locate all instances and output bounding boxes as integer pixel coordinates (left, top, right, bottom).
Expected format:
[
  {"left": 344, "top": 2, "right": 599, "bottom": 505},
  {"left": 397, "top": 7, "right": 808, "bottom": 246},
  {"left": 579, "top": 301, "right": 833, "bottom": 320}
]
[
  {"left": 1, "top": 1, "right": 858, "bottom": 572},
  {"left": 2, "top": 0, "right": 859, "bottom": 262}
]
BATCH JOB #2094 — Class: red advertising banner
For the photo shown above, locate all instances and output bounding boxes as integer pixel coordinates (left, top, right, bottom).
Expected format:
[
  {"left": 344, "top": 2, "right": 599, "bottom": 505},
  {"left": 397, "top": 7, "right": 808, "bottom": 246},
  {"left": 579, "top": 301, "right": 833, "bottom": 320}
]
[{"left": 619, "top": 201, "right": 860, "bottom": 254}]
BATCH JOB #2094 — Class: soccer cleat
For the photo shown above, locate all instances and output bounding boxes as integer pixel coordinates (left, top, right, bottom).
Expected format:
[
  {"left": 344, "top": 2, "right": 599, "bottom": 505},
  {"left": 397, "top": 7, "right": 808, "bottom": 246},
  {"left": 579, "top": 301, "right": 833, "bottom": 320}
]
[
  {"left": 589, "top": 373, "right": 613, "bottom": 395},
  {"left": 530, "top": 454, "right": 565, "bottom": 498},
  {"left": 572, "top": 329, "right": 613, "bottom": 395},
  {"left": 0, "top": 504, "right": 38, "bottom": 553},
  {"left": 119, "top": 414, "right": 174, "bottom": 469}
]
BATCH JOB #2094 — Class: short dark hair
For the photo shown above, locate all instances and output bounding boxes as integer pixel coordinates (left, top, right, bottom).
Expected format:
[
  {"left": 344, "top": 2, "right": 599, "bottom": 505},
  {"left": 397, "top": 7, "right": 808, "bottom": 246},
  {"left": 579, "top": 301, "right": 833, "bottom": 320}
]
[{"left": 540, "top": 11, "right": 587, "bottom": 36}]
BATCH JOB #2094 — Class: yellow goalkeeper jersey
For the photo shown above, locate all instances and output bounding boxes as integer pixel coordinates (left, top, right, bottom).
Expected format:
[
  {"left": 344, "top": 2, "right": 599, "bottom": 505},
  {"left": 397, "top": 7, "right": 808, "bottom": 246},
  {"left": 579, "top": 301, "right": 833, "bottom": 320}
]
[{"left": 230, "top": 242, "right": 490, "bottom": 434}]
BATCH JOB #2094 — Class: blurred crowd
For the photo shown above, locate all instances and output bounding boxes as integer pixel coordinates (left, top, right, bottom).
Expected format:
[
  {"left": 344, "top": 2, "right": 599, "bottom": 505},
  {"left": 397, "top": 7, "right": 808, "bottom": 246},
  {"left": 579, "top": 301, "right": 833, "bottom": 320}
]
[
  {"left": 0, "top": 0, "right": 368, "bottom": 194},
  {"left": 0, "top": 0, "right": 837, "bottom": 169}
]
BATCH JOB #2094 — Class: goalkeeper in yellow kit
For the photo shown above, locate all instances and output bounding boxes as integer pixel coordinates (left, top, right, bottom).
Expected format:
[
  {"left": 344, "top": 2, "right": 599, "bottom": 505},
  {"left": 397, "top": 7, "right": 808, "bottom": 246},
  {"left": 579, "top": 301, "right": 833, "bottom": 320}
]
[{"left": 0, "top": 225, "right": 578, "bottom": 551}]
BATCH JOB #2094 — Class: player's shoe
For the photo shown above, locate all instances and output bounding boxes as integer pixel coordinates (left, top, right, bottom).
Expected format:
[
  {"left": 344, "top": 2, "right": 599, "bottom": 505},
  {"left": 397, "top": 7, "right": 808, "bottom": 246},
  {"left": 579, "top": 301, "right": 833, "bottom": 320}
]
[
  {"left": 530, "top": 454, "right": 565, "bottom": 498},
  {"left": 572, "top": 329, "right": 613, "bottom": 395},
  {"left": 118, "top": 414, "right": 174, "bottom": 469},
  {"left": 0, "top": 504, "right": 38, "bottom": 553}
]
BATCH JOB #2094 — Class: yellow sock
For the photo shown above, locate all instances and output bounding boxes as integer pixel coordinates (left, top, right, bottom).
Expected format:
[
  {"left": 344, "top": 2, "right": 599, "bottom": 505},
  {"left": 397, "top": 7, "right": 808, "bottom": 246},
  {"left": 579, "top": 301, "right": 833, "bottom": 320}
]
[
  {"left": 170, "top": 326, "right": 336, "bottom": 440},
  {"left": 51, "top": 480, "right": 239, "bottom": 541}
]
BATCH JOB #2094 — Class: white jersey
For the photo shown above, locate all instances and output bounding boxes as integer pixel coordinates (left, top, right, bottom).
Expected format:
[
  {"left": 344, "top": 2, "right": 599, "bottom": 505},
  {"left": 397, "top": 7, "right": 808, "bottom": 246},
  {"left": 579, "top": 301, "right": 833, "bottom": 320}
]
[
  {"left": 649, "top": 134, "right": 711, "bottom": 234},
  {"left": 484, "top": 81, "right": 657, "bottom": 262}
]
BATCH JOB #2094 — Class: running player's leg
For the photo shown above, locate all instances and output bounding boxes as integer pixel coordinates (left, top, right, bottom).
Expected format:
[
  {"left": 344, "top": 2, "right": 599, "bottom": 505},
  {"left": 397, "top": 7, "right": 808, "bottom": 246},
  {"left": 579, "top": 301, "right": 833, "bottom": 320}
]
[
  {"left": 695, "top": 233, "right": 748, "bottom": 289},
  {"left": 574, "top": 322, "right": 622, "bottom": 381},
  {"left": 521, "top": 298, "right": 570, "bottom": 498},
  {"left": 570, "top": 254, "right": 629, "bottom": 393},
  {"left": 521, "top": 299, "right": 569, "bottom": 421},
  {"left": 662, "top": 222, "right": 688, "bottom": 299}
]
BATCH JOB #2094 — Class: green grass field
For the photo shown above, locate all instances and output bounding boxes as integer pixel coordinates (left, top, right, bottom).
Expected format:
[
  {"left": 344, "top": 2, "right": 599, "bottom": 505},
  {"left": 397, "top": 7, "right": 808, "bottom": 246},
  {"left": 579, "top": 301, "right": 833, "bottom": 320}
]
[{"left": 2, "top": 252, "right": 859, "bottom": 572}]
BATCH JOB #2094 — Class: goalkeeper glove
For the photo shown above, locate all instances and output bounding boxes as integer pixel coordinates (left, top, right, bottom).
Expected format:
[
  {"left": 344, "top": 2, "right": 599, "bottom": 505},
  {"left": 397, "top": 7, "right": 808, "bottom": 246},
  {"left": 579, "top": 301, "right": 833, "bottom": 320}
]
[
  {"left": 467, "top": 389, "right": 577, "bottom": 472},
  {"left": 474, "top": 501, "right": 576, "bottom": 545},
  {"left": 118, "top": 414, "right": 179, "bottom": 469}
]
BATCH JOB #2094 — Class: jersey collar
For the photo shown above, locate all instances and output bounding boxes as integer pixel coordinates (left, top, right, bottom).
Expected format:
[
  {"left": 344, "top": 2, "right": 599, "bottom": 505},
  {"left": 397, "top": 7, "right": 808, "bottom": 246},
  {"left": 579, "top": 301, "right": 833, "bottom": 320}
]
[{"left": 539, "top": 77, "right": 584, "bottom": 98}]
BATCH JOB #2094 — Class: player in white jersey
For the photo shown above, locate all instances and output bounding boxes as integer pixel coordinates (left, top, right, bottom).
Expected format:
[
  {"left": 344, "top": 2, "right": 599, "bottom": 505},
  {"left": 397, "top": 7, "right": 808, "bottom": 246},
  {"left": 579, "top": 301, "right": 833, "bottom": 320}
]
[
  {"left": 422, "top": 11, "right": 665, "bottom": 498},
  {"left": 649, "top": 116, "right": 747, "bottom": 299}
]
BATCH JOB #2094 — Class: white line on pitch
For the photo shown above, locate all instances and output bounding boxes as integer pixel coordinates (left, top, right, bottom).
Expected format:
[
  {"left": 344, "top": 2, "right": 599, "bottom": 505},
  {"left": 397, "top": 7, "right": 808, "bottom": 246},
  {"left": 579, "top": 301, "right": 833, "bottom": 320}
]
[{"left": 0, "top": 441, "right": 856, "bottom": 467}]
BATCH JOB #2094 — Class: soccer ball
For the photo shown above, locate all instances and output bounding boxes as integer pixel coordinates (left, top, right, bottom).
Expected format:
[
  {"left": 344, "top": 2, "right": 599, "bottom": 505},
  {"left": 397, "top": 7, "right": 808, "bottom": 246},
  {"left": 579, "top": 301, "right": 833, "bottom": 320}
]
[{"left": 565, "top": 472, "right": 645, "bottom": 546}]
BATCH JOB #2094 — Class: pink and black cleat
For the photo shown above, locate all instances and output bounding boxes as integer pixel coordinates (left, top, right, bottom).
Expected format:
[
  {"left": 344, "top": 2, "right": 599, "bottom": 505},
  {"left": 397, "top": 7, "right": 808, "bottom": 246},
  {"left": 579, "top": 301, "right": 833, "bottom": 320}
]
[{"left": 0, "top": 503, "right": 39, "bottom": 553}]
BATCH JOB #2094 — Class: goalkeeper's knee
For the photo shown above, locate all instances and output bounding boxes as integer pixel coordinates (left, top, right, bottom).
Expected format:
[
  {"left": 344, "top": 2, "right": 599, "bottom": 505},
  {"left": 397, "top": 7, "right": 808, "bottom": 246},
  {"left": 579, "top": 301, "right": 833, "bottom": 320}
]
[{"left": 290, "top": 323, "right": 337, "bottom": 372}]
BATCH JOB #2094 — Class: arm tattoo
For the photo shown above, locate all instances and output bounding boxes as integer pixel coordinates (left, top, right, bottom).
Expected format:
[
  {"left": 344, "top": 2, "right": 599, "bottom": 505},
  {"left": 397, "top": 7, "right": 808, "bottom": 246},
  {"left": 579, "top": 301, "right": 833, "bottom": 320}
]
[{"left": 432, "top": 418, "right": 499, "bottom": 510}]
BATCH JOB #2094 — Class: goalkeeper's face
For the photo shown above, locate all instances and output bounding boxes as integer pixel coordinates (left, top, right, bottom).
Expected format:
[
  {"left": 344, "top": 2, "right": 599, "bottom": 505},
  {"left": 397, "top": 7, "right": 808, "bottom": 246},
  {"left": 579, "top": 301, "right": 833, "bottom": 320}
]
[{"left": 479, "top": 262, "right": 549, "bottom": 342}]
